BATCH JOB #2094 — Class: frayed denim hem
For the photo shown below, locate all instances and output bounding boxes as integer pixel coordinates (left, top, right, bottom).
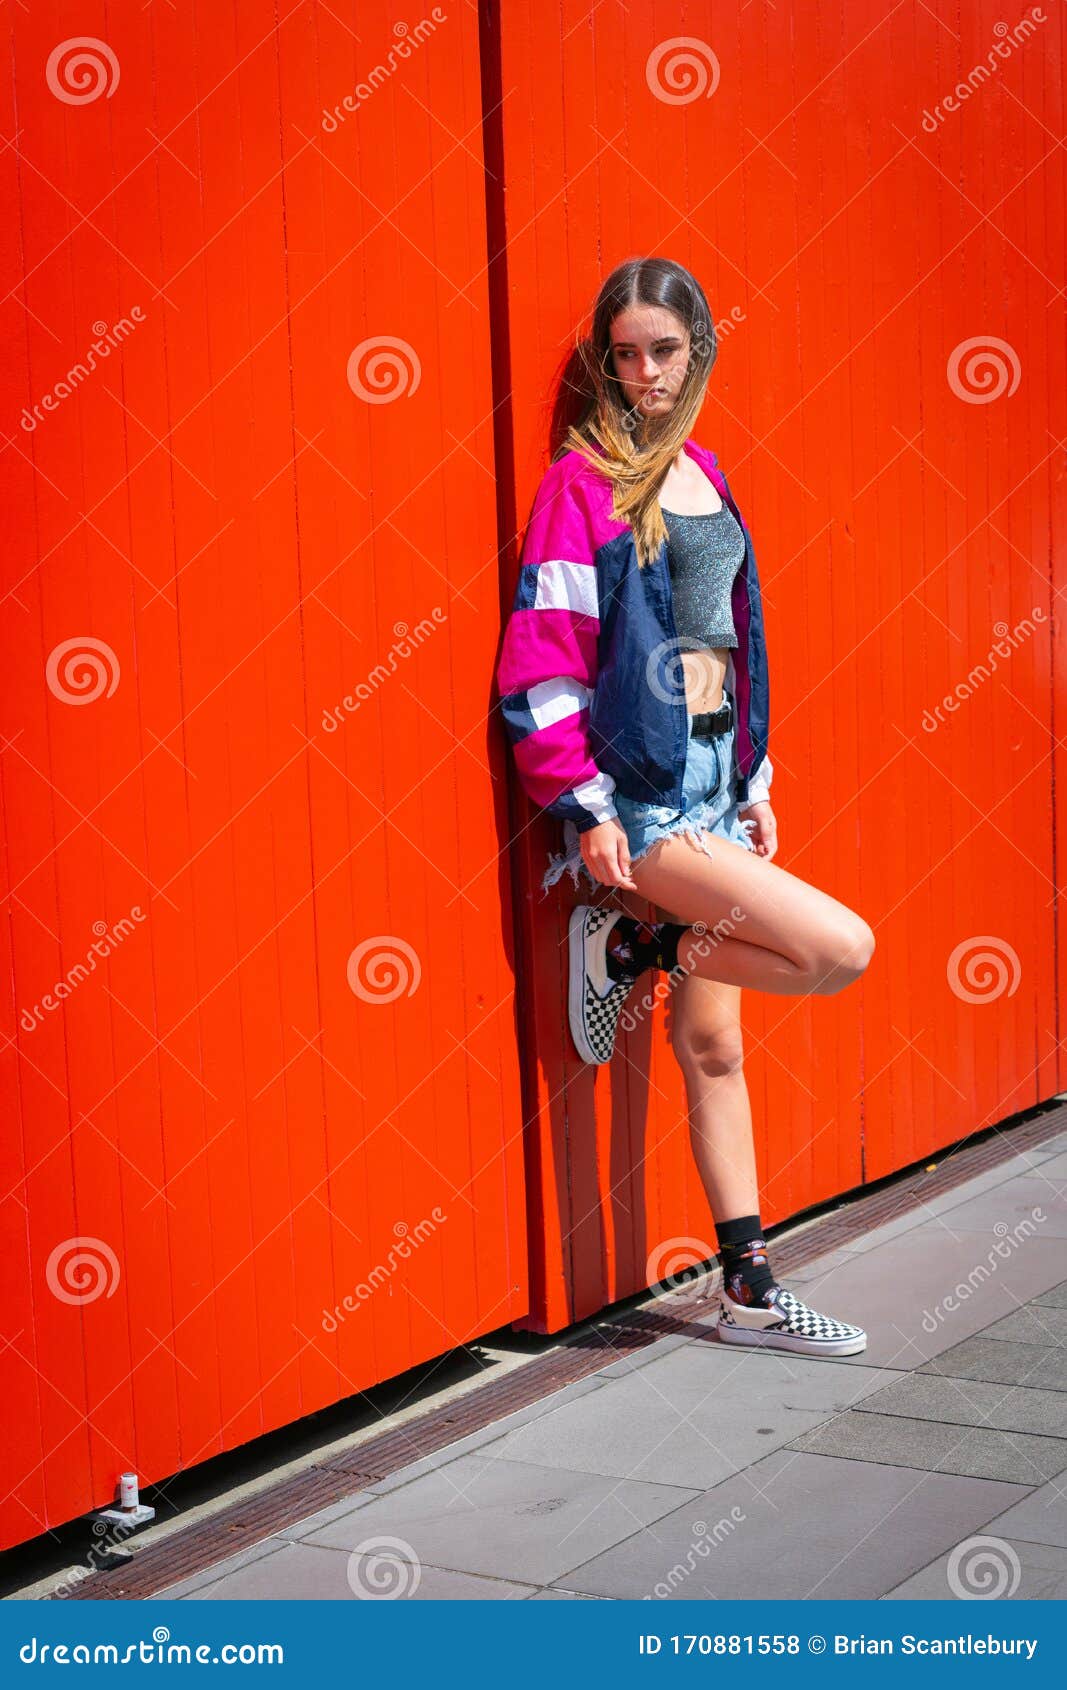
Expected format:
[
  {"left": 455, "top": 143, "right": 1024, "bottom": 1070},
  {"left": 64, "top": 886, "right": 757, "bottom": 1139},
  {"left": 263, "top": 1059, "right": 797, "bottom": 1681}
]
[
  {"left": 540, "top": 828, "right": 592, "bottom": 898},
  {"left": 621, "top": 806, "right": 746, "bottom": 875},
  {"left": 539, "top": 807, "right": 757, "bottom": 898}
]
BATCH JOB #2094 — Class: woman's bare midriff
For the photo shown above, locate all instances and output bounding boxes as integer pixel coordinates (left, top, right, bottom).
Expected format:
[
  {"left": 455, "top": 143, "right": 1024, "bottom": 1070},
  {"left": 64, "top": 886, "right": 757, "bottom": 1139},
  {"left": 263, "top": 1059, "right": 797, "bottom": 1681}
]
[{"left": 659, "top": 455, "right": 732, "bottom": 716}]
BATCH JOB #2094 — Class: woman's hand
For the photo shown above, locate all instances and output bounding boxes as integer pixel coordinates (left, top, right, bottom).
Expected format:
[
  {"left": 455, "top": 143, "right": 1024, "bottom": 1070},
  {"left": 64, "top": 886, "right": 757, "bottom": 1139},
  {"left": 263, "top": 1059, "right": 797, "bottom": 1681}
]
[
  {"left": 739, "top": 799, "right": 777, "bottom": 860},
  {"left": 581, "top": 818, "right": 639, "bottom": 891}
]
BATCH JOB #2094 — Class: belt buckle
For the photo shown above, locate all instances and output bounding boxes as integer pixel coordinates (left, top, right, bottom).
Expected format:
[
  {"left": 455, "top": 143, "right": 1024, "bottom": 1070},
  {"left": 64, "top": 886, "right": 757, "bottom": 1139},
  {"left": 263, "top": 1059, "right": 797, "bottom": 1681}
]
[
  {"left": 708, "top": 695, "right": 731, "bottom": 734},
  {"left": 690, "top": 693, "right": 733, "bottom": 740}
]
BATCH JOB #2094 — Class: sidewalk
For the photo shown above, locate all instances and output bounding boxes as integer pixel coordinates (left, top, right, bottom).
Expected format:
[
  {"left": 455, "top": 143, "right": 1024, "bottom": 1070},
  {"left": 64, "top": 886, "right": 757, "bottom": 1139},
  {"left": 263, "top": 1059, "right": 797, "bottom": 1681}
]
[{"left": 155, "top": 1125, "right": 1067, "bottom": 1602}]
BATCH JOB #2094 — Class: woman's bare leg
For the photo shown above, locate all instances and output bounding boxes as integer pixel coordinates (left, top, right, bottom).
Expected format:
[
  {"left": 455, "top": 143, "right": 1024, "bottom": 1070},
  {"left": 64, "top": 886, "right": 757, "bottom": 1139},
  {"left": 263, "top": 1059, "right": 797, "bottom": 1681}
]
[
  {"left": 615, "top": 887, "right": 761, "bottom": 1222},
  {"left": 629, "top": 831, "right": 875, "bottom": 996},
  {"left": 665, "top": 973, "right": 758, "bottom": 1221}
]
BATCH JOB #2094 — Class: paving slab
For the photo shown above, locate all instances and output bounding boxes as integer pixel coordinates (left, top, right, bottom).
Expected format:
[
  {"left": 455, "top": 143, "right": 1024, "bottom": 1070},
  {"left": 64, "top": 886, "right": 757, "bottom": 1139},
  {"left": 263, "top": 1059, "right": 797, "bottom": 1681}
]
[
  {"left": 1018, "top": 1129, "right": 1067, "bottom": 1162},
  {"left": 903, "top": 1174, "right": 1067, "bottom": 1240},
  {"left": 294, "top": 1451, "right": 702, "bottom": 1586},
  {"left": 979, "top": 1477, "right": 1067, "bottom": 1549},
  {"left": 156, "top": 1374, "right": 615, "bottom": 1595},
  {"left": 852, "top": 1371, "right": 1067, "bottom": 1438},
  {"left": 1033, "top": 1279, "right": 1067, "bottom": 1308},
  {"left": 882, "top": 1536, "right": 1067, "bottom": 1600},
  {"left": 980, "top": 1302, "right": 1067, "bottom": 1346},
  {"left": 1031, "top": 1148, "right": 1067, "bottom": 1181},
  {"left": 466, "top": 1344, "right": 904, "bottom": 1490},
  {"left": 781, "top": 1246, "right": 864, "bottom": 1284},
  {"left": 841, "top": 1155, "right": 1065, "bottom": 1256},
  {"left": 158, "top": 1536, "right": 295, "bottom": 1599},
  {"left": 162, "top": 1539, "right": 536, "bottom": 1600},
  {"left": 319, "top": 1371, "right": 614, "bottom": 1500},
  {"left": 553, "top": 1450, "right": 1027, "bottom": 1601},
  {"left": 920, "top": 1336, "right": 1067, "bottom": 1392},
  {"left": 526, "top": 1587, "right": 606, "bottom": 1600},
  {"left": 786, "top": 1409, "right": 1067, "bottom": 1484},
  {"left": 592, "top": 1331, "right": 695, "bottom": 1378}
]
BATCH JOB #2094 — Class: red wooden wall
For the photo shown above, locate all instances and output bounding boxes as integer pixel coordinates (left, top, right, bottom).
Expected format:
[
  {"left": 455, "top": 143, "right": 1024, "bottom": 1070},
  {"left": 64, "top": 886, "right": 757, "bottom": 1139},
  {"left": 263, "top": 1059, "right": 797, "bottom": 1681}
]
[
  {"left": 491, "top": 0, "right": 1066, "bottom": 1332},
  {"left": 1, "top": 0, "right": 1064, "bottom": 1555},
  {"left": 0, "top": 1, "right": 526, "bottom": 1554}
]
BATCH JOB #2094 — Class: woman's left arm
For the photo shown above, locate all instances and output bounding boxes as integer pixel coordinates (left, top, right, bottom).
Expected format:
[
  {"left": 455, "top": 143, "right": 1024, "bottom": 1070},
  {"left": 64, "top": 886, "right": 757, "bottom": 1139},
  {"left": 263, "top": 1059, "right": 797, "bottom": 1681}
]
[
  {"left": 739, "top": 755, "right": 776, "bottom": 858},
  {"left": 744, "top": 753, "right": 773, "bottom": 808}
]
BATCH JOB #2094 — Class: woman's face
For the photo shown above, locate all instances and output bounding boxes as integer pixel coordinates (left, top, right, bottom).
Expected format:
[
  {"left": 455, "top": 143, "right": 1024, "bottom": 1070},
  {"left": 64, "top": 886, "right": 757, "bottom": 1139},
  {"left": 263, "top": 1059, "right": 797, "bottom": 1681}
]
[{"left": 608, "top": 305, "right": 691, "bottom": 418}]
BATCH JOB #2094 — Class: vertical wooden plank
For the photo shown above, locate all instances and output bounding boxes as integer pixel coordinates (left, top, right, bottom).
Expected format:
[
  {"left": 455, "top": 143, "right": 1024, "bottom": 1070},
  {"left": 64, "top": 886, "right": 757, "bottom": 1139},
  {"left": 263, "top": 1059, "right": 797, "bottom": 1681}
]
[
  {"left": 7, "top": 0, "right": 135, "bottom": 1535},
  {"left": 0, "top": 0, "right": 54, "bottom": 1543},
  {"left": 133, "top": 0, "right": 225, "bottom": 1477},
  {"left": 1048, "top": 1, "right": 1067, "bottom": 1103}
]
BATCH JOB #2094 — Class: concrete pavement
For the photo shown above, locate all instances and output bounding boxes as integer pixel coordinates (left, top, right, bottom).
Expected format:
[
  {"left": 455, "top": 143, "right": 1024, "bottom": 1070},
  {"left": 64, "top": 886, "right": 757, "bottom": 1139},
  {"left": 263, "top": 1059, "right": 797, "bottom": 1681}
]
[{"left": 156, "top": 1126, "right": 1067, "bottom": 1601}]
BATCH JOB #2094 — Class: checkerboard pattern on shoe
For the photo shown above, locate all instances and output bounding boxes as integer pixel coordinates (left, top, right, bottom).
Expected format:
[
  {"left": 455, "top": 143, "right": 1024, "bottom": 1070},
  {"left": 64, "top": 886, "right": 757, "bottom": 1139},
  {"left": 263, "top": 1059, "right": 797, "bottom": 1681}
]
[
  {"left": 568, "top": 905, "right": 637, "bottom": 1065},
  {"left": 717, "top": 1283, "right": 867, "bottom": 1357}
]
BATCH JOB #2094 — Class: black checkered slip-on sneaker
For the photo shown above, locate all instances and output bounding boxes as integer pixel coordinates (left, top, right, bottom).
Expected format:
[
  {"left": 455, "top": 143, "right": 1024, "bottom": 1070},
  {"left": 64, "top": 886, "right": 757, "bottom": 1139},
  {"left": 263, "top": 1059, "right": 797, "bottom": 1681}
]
[
  {"left": 715, "top": 1284, "right": 867, "bottom": 1357},
  {"left": 567, "top": 904, "right": 637, "bottom": 1065}
]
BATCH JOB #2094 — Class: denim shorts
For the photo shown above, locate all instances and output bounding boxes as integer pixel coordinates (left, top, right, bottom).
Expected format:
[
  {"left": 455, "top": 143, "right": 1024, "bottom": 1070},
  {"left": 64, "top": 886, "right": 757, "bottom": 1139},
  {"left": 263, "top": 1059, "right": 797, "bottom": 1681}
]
[{"left": 541, "top": 710, "right": 758, "bottom": 897}]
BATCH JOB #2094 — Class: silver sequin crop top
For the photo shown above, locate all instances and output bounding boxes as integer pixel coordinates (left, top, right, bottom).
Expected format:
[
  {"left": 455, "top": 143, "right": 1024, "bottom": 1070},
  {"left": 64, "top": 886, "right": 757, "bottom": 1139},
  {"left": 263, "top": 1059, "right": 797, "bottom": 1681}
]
[{"left": 663, "top": 502, "right": 745, "bottom": 649}]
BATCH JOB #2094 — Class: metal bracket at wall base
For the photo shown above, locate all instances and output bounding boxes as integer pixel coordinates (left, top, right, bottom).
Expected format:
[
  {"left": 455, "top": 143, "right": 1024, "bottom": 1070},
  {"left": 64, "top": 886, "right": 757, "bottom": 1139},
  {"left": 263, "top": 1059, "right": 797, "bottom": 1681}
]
[
  {"left": 82, "top": 1500, "right": 156, "bottom": 1569},
  {"left": 91, "top": 1501, "right": 155, "bottom": 1528}
]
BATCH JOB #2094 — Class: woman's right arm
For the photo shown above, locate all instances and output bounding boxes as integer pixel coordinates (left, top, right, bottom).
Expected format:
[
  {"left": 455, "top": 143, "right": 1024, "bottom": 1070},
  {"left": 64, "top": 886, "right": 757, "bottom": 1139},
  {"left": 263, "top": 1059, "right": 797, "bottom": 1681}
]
[
  {"left": 496, "top": 464, "right": 637, "bottom": 888},
  {"left": 496, "top": 463, "right": 619, "bottom": 832}
]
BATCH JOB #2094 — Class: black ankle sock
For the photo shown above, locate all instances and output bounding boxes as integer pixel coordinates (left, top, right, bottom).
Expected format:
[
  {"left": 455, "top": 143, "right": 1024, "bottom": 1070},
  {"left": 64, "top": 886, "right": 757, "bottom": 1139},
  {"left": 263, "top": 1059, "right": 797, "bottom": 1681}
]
[
  {"left": 715, "top": 1212, "right": 780, "bottom": 1306},
  {"left": 605, "top": 916, "right": 691, "bottom": 982}
]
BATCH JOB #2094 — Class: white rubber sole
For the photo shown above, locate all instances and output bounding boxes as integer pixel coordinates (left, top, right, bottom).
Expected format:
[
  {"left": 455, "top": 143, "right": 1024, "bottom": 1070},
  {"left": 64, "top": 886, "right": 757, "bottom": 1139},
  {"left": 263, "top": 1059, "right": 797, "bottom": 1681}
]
[
  {"left": 568, "top": 905, "right": 602, "bottom": 1065},
  {"left": 713, "top": 1290, "right": 869, "bottom": 1357},
  {"left": 716, "top": 1321, "right": 868, "bottom": 1357}
]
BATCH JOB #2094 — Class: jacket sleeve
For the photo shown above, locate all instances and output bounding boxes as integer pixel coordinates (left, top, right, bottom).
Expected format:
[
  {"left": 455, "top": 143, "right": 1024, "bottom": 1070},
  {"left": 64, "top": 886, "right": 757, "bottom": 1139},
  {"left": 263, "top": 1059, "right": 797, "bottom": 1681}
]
[
  {"left": 496, "top": 466, "right": 619, "bottom": 833},
  {"left": 745, "top": 754, "right": 774, "bottom": 806}
]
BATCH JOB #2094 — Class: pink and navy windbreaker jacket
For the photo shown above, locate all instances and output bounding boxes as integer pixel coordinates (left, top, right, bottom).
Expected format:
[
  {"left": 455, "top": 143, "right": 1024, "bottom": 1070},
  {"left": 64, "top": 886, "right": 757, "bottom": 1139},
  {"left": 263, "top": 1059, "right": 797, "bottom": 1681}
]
[{"left": 496, "top": 438, "right": 773, "bottom": 835}]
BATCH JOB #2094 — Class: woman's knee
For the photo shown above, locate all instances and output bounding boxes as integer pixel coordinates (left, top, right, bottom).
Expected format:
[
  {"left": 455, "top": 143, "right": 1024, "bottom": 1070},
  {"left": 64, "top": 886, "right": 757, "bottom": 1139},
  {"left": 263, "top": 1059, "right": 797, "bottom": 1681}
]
[
  {"left": 810, "top": 915, "right": 876, "bottom": 993},
  {"left": 673, "top": 1022, "right": 746, "bottom": 1081}
]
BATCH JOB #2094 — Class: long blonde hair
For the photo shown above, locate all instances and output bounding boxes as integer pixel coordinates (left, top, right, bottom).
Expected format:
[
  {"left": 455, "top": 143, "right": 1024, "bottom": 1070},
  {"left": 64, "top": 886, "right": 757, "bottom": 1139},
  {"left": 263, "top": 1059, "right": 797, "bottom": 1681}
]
[{"left": 551, "top": 258, "right": 718, "bottom": 567}]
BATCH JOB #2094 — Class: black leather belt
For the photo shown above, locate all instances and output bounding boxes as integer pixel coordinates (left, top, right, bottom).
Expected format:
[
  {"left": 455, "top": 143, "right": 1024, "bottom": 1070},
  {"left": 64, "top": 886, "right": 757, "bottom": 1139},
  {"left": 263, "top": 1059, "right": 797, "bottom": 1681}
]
[{"left": 690, "top": 695, "right": 733, "bottom": 739}]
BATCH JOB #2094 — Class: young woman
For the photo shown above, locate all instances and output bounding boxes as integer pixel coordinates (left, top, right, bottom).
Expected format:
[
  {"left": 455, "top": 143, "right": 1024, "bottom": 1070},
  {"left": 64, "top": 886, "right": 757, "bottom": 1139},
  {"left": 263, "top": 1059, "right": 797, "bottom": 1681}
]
[{"left": 496, "top": 258, "right": 876, "bottom": 1358}]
